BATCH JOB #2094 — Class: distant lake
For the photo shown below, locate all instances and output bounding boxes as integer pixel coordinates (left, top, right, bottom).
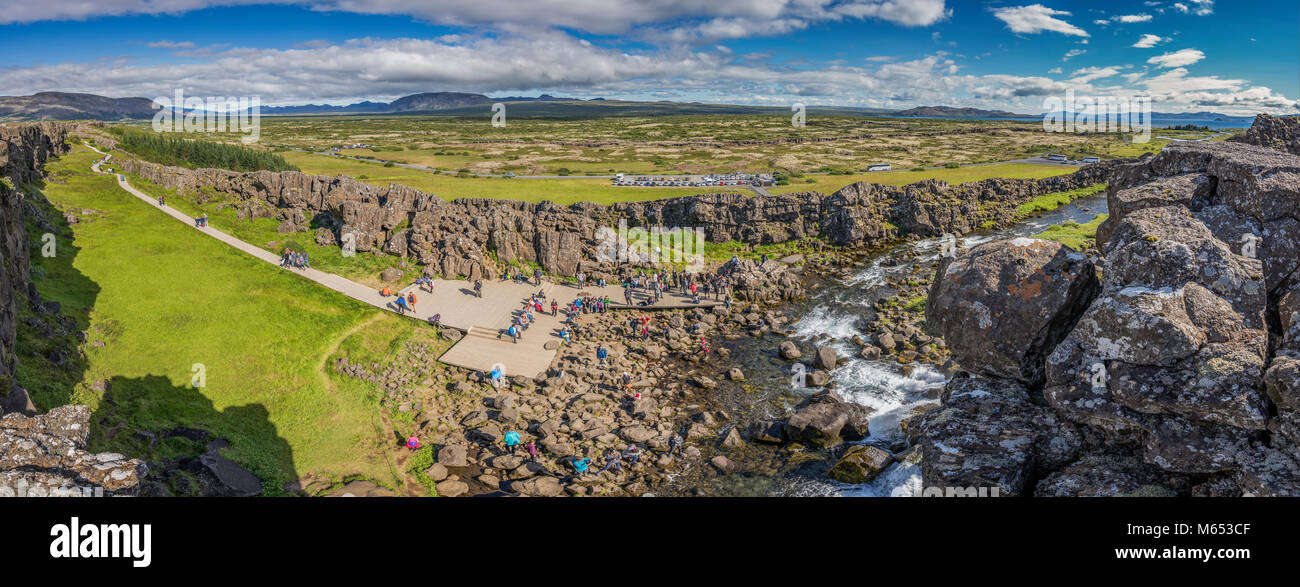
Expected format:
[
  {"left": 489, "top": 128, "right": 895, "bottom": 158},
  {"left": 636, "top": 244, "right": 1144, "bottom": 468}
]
[
  {"left": 1149, "top": 118, "right": 1254, "bottom": 129},
  {"left": 875, "top": 114, "right": 1256, "bottom": 129}
]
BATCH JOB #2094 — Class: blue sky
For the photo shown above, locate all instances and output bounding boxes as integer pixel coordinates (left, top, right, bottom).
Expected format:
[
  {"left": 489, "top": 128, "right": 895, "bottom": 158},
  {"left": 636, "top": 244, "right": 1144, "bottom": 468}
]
[{"left": 0, "top": 0, "right": 1295, "bottom": 114}]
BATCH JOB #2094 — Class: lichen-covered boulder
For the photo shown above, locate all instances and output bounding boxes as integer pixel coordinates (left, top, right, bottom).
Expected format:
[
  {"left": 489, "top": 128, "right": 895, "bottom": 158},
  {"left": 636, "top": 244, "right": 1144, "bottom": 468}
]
[
  {"left": 926, "top": 237, "right": 1099, "bottom": 386},
  {"left": 920, "top": 377, "right": 1081, "bottom": 496}
]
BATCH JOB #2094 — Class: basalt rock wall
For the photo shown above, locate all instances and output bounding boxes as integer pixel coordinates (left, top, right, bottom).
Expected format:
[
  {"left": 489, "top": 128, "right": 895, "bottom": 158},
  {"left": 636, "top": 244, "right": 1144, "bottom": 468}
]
[
  {"left": 117, "top": 156, "right": 1123, "bottom": 281},
  {"left": 1, "top": 122, "right": 70, "bottom": 404},
  {"left": 922, "top": 115, "right": 1300, "bottom": 496}
]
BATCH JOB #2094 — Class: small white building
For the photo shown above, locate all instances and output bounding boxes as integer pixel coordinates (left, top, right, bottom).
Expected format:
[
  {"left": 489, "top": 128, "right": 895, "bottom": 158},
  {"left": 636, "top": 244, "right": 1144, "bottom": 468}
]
[{"left": 867, "top": 163, "right": 891, "bottom": 172}]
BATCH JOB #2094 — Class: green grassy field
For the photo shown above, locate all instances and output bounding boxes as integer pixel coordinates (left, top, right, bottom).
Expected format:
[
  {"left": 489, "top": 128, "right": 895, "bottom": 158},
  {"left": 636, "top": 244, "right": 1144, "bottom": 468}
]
[
  {"left": 1014, "top": 183, "right": 1107, "bottom": 218},
  {"left": 767, "top": 162, "right": 1077, "bottom": 195},
  {"left": 281, "top": 151, "right": 738, "bottom": 204},
  {"left": 27, "top": 144, "right": 443, "bottom": 493},
  {"left": 1036, "top": 213, "right": 1108, "bottom": 250},
  {"left": 118, "top": 172, "right": 408, "bottom": 288}
]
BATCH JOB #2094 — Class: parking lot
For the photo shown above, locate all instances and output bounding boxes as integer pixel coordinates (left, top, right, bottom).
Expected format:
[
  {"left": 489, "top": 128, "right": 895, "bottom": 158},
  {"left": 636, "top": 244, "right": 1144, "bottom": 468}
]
[{"left": 613, "top": 172, "right": 774, "bottom": 187}]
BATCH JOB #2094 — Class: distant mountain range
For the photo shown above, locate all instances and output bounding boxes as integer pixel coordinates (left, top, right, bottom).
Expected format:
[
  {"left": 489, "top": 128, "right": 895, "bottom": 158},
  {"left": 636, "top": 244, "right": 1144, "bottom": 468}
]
[
  {"left": 0, "top": 90, "right": 1265, "bottom": 124},
  {"left": 889, "top": 105, "right": 1033, "bottom": 118},
  {"left": 0, "top": 92, "right": 158, "bottom": 121}
]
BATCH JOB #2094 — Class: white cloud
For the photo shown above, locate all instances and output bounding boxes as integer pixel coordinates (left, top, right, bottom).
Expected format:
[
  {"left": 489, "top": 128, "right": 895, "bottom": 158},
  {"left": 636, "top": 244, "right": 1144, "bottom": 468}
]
[
  {"left": 1047, "top": 67, "right": 1063, "bottom": 74},
  {"left": 992, "top": 4, "right": 1089, "bottom": 37},
  {"left": 146, "top": 40, "right": 196, "bottom": 49},
  {"left": 0, "top": 0, "right": 952, "bottom": 34},
  {"left": 1190, "top": 0, "right": 1214, "bottom": 16},
  {"left": 1132, "top": 34, "right": 1169, "bottom": 48},
  {"left": 1062, "top": 49, "right": 1086, "bottom": 61},
  {"left": 0, "top": 5, "right": 1291, "bottom": 117},
  {"left": 1148, "top": 48, "right": 1205, "bottom": 68},
  {"left": 1070, "top": 66, "right": 1124, "bottom": 83},
  {"left": 1114, "top": 14, "right": 1152, "bottom": 23},
  {"left": 1172, "top": 3, "right": 1189, "bottom": 13}
]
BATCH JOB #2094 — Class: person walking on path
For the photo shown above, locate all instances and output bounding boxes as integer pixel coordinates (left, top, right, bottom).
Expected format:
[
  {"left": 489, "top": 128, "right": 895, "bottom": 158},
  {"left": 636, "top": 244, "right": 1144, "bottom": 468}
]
[
  {"left": 394, "top": 295, "right": 408, "bottom": 315},
  {"left": 534, "top": 268, "right": 543, "bottom": 286},
  {"left": 524, "top": 440, "right": 539, "bottom": 463},
  {"left": 508, "top": 324, "right": 520, "bottom": 344},
  {"left": 473, "top": 279, "right": 483, "bottom": 298},
  {"left": 597, "top": 345, "right": 608, "bottom": 367},
  {"left": 551, "top": 300, "right": 559, "bottom": 316},
  {"left": 157, "top": 194, "right": 165, "bottom": 206},
  {"left": 503, "top": 430, "right": 522, "bottom": 455},
  {"left": 407, "top": 291, "right": 417, "bottom": 312}
]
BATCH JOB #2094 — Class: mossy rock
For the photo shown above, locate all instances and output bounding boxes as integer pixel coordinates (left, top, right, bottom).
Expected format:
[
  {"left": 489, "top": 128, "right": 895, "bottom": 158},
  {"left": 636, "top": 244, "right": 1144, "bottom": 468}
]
[{"left": 828, "top": 445, "right": 894, "bottom": 484}]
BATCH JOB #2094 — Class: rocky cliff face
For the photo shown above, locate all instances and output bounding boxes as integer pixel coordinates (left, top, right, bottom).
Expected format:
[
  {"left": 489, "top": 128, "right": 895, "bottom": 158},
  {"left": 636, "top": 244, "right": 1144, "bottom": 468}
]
[
  {"left": 1228, "top": 113, "right": 1300, "bottom": 156},
  {"left": 117, "top": 156, "right": 1122, "bottom": 286},
  {"left": 1, "top": 122, "right": 70, "bottom": 408},
  {"left": 0, "top": 405, "right": 147, "bottom": 496},
  {"left": 923, "top": 115, "right": 1300, "bottom": 496},
  {"left": 0, "top": 124, "right": 149, "bottom": 496}
]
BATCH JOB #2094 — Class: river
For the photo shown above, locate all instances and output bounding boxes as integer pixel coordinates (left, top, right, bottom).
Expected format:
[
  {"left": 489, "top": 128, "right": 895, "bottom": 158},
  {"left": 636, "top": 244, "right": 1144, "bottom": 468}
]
[{"left": 699, "top": 191, "right": 1111, "bottom": 496}]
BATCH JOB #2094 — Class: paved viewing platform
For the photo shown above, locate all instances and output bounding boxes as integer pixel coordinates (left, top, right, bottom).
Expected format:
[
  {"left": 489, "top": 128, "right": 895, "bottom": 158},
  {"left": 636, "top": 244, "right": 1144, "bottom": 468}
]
[{"left": 89, "top": 144, "right": 721, "bottom": 378}]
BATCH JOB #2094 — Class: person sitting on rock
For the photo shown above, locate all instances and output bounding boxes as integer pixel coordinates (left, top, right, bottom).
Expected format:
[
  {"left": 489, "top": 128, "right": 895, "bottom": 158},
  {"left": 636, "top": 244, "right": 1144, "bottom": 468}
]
[
  {"left": 668, "top": 433, "right": 683, "bottom": 456},
  {"left": 597, "top": 448, "right": 623, "bottom": 474},
  {"left": 406, "top": 436, "right": 420, "bottom": 453},
  {"left": 622, "top": 444, "right": 643, "bottom": 466}
]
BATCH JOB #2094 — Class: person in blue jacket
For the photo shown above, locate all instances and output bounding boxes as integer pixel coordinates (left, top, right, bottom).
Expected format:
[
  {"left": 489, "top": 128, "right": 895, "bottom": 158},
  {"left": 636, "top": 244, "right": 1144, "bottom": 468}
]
[
  {"left": 503, "top": 430, "right": 521, "bottom": 454},
  {"left": 596, "top": 345, "right": 608, "bottom": 366},
  {"left": 570, "top": 457, "right": 591, "bottom": 477}
]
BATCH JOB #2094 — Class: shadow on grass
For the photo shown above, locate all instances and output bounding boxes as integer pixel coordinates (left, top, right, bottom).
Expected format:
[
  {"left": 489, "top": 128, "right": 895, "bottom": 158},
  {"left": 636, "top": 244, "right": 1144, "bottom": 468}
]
[
  {"left": 13, "top": 177, "right": 100, "bottom": 409},
  {"left": 92, "top": 374, "right": 299, "bottom": 496},
  {"left": 19, "top": 171, "right": 298, "bottom": 496}
]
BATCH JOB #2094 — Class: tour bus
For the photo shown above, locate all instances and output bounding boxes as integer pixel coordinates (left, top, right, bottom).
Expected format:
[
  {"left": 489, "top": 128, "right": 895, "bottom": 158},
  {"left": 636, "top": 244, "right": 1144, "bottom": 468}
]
[
  {"left": 1048, "top": 154, "right": 1068, "bottom": 162},
  {"left": 1082, "top": 156, "right": 1100, "bottom": 163}
]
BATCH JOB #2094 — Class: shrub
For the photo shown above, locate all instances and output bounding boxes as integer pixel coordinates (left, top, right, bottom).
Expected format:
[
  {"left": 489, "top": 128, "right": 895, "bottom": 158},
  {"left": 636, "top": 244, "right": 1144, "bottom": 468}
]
[{"left": 110, "top": 128, "right": 299, "bottom": 172}]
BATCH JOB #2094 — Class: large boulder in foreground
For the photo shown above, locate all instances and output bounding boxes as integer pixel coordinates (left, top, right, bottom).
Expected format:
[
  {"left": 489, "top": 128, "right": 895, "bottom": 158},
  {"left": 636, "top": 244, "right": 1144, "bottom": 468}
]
[
  {"left": 783, "top": 389, "right": 872, "bottom": 448},
  {"left": 920, "top": 377, "right": 1081, "bottom": 496},
  {"left": 926, "top": 237, "right": 1099, "bottom": 387}
]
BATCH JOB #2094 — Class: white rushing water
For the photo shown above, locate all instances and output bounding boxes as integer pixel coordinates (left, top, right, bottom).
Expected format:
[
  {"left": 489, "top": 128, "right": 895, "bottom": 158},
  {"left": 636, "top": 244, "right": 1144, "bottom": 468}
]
[{"left": 769, "top": 193, "right": 1111, "bottom": 497}]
